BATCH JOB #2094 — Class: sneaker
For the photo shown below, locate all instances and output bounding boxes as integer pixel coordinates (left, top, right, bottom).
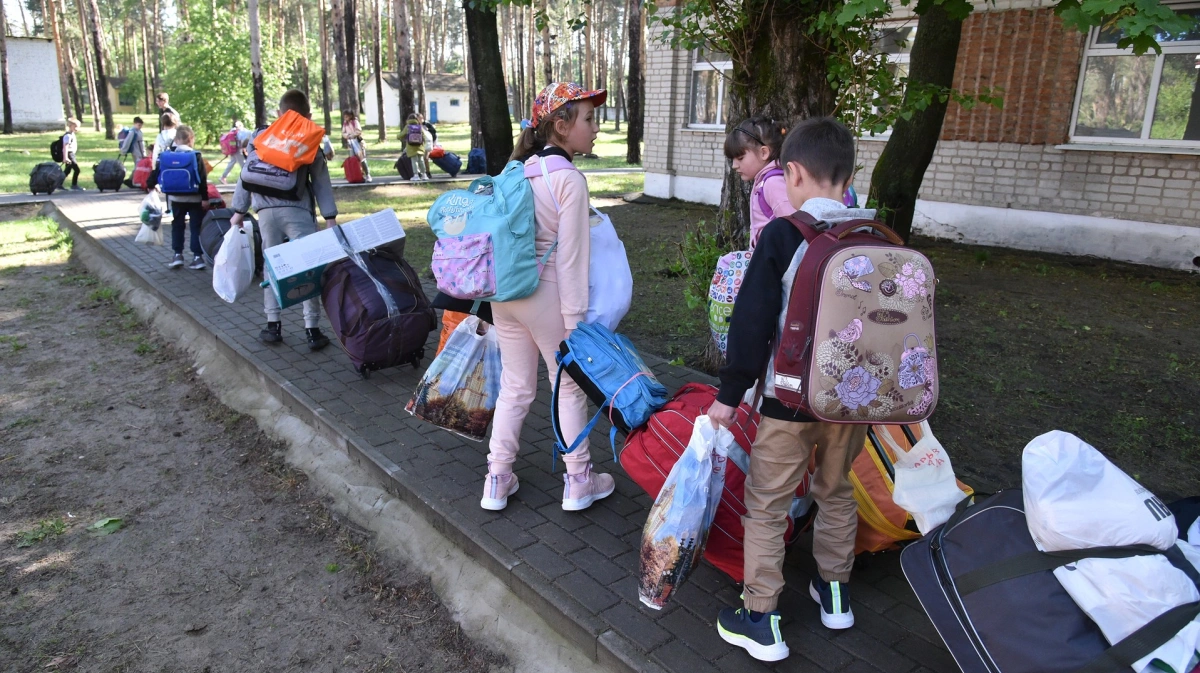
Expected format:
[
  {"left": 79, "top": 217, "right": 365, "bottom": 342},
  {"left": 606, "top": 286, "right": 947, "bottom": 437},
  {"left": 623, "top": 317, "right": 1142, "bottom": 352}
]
[
  {"left": 260, "top": 321, "right": 282, "bottom": 343},
  {"left": 810, "top": 579, "right": 854, "bottom": 629},
  {"left": 168, "top": 253, "right": 185, "bottom": 268},
  {"left": 716, "top": 607, "right": 789, "bottom": 662},
  {"left": 561, "top": 464, "right": 615, "bottom": 511},
  {"left": 70, "top": 185, "right": 85, "bottom": 191},
  {"left": 480, "top": 470, "right": 519, "bottom": 511},
  {"left": 188, "top": 256, "right": 206, "bottom": 270},
  {"left": 305, "top": 327, "right": 330, "bottom": 351}
]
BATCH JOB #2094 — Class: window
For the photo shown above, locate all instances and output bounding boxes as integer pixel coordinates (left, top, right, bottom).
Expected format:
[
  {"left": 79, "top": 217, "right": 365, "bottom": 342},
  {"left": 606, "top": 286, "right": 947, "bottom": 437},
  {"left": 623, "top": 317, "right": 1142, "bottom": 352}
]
[
  {"left": 1070, "top": 6, "right": 1200, "bottom": 146},
  {"left": 449, "top": 98, "right": 461, "bottom": 107},
  {"left": 865, "top": 24, "right": 916, "bottom": 135},
  {"left": 118, "top": 91, "right": 137, "bottom": 107},
  {"left": 689, "top": 49, "right": 731, "bottom": 129}
]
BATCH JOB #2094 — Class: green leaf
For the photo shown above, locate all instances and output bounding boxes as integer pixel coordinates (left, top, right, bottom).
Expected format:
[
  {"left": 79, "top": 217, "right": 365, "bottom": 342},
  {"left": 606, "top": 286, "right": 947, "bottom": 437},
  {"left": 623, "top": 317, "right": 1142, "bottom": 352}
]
[{"left": 89, "top": 517, "right": 124, "bottom": 536}]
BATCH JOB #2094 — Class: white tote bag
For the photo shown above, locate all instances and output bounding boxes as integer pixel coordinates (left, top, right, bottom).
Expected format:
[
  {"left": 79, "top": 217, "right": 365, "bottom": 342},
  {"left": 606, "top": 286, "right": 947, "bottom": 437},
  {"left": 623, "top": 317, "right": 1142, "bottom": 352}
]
[
  {"left": 212, "top": 222, "right": 255, "bottom": 303},
  {"left": 890, "top": 421, "right": 968, "bottom": 534},
  {"left": 584, "top": 206, "right": 633, "bottom": 331}
]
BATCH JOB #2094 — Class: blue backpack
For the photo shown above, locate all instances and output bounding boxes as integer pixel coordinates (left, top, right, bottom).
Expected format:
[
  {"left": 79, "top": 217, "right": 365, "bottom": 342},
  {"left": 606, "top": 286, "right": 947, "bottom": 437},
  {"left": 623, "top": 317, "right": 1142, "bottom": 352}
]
[
  {"left": 552, "top": 322, "right": 670, "bottom": 460},
  {"left": 466, "top": 147, "right": 486, "bottom": 175},
  {"left": 427, "top": 160, "right": 550, "bottom": 303},
  {"left": 157, "top": 150, "right": 201, "bottom": 195}
]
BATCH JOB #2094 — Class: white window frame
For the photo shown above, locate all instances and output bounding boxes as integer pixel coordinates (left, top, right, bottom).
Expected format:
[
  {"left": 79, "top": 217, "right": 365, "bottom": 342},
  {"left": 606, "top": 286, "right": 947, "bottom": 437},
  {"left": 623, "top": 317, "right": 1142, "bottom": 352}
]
[
  {"left": 687, "top": 52, "right": 732, "bottom": 131},
  {"left": 1067, "top": 5, "right": 1200, "bottom": 149}
]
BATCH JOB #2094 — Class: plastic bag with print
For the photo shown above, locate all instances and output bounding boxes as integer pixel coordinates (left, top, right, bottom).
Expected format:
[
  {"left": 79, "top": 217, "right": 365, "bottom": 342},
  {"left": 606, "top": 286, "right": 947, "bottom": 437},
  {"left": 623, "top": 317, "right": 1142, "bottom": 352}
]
[{"left": 890, "top": 421, "right": 968, "bottom": 534}]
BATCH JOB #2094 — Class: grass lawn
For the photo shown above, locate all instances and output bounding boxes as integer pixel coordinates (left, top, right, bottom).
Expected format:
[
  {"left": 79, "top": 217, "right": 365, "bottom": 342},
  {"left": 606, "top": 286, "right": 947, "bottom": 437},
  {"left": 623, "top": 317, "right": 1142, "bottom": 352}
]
[
  {"left": 0, "top": 111, "right": 638, "bottom": 194},
  {"left": 337, "top": 181, "right": 1199, "bottom": 499}
]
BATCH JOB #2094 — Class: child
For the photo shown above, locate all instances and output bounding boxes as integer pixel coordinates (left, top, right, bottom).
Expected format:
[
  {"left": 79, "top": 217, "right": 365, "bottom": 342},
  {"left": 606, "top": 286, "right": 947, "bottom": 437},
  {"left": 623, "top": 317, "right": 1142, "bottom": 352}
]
[
  {"left": 708, "top": 117, "right": 875, "bottom": 662},
  {"left": 121, "top": 116, "right": 147, "bottom": 163},
  {"left": 220, "top": 120, "right": 249, "bottom": 184},
  {"left": 61, "top": 118, "right": 83, "bottom": 191},
  {"left": 230, "top": 89, "right": 337, "bottom": 352},
  {"left": 152, "top": 113, "right": 177, "bottom": 165},
  {"left": 159, "top": 125, "right": 209, "bottom": 270},
  {"left": 725, "top": 117, "right": 789, "bottom": 249},
  {"left": 341, "top": 112, "right": 371, "bottom": 181},
  {"left": 403, "top": 114, "right": 431, "bottom": 181},
  {"left": 481, "top": 82, "right": 612, "bottom": 512}
]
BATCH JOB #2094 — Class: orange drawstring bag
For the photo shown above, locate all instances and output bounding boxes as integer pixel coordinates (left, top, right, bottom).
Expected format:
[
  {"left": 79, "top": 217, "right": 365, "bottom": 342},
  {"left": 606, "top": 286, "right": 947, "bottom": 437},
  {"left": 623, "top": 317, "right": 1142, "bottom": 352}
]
[
  {"left": 436, "top": 310, "right": 469, "bottom": 355},
  {"left": 254, "top": 110, "right": 323, "bottom": 172}
]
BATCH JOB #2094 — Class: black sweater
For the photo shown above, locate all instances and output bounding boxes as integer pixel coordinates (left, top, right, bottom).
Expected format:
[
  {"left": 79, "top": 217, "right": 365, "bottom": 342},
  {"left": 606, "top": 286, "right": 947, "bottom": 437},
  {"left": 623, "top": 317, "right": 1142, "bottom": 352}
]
[{"left": 715, "top": 217, "right": 816, "bottom": 422}]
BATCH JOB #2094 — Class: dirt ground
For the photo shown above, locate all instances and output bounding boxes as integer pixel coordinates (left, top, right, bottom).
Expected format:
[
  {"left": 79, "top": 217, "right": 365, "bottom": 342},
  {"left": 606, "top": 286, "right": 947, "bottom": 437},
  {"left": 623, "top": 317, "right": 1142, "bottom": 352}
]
[{"left": 0, "top": 221, "right": 506, "bottom": 672}]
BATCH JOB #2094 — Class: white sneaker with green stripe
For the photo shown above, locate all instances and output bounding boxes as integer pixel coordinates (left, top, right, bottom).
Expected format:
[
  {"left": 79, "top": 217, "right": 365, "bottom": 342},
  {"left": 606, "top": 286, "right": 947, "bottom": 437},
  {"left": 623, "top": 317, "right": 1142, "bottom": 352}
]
[
  {"left": 716, "top": 606, "right": 789, "bottom": 662},
  {"left": 810, "top": 579, "right": 855, "bottom": 629}
]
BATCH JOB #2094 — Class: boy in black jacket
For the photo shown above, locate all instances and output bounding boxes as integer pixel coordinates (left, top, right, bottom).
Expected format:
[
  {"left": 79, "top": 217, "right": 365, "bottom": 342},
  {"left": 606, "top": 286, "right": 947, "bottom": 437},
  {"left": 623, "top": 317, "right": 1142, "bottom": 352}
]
[{"left": 709, "top": 117, "right": 876, "bottom": 662}]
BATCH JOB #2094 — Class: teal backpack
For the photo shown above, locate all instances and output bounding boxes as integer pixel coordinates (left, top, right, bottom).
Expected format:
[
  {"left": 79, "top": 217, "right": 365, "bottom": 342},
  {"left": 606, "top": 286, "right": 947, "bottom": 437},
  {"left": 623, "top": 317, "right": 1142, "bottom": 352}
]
[{"left": 427, "top": 160, "right": 552, "bottom": 303}]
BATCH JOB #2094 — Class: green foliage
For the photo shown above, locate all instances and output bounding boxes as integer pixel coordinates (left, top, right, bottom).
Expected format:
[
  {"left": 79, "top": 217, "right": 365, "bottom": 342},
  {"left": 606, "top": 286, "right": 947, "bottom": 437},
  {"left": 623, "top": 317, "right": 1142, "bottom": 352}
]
[
  {"left": 165, "top": 2, "right": 293, "bottom": 142},
  {"left": 16, "top": 519, "right": 67, "bottom": 547},
  {"left": 669, "top": 220, "right": 724, "bottom": 311},
  {"left": 1055, "top": 0, "right": 1197, "bottom": 54}
]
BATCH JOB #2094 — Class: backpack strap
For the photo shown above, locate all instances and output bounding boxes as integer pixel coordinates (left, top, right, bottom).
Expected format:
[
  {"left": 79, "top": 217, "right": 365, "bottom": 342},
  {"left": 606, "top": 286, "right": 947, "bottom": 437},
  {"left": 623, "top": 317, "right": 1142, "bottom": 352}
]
[
  {"left": 754, "top": 167, "right": 786, "bottom": 220},
  {"left": 783, "top": 211, "right": 823, "bottom": 243}
]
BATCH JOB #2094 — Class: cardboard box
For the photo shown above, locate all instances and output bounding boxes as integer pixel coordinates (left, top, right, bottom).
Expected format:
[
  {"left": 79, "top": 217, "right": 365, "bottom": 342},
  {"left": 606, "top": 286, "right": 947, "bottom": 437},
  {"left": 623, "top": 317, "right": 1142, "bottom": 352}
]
[{"left": 262, "top": 209, "right": 405, "bottom": 309}]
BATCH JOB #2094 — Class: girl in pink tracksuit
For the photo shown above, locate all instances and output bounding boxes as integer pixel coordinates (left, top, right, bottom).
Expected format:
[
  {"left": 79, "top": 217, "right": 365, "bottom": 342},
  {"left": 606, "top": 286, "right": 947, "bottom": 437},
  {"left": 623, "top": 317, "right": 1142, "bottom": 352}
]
[
  {"left": 481, "top": 82, "right": 614, "bottom": 512},
  {"left": 725, "top": 117, "right": 789, "bottom": 249}
]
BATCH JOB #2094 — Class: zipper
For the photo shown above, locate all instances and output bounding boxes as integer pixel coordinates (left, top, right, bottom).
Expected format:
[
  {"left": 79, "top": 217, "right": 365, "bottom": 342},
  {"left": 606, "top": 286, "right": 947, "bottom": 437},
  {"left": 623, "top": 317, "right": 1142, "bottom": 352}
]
[{"left": 931, "top": 523, "right": 1000, "bottom": 673}]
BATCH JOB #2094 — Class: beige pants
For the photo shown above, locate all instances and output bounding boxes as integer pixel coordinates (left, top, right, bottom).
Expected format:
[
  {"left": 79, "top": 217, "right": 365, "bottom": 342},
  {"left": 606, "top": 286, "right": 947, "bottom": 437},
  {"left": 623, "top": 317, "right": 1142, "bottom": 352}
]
[{"left": 742, "top": 417, "right": 867, "bottom": 613}]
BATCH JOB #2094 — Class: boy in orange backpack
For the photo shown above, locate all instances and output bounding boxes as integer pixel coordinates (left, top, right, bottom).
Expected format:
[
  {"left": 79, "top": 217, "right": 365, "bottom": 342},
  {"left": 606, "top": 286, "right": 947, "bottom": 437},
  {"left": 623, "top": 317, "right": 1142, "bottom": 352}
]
[{"left": 708, "top": 117, "right": 874, "bottom": 662}]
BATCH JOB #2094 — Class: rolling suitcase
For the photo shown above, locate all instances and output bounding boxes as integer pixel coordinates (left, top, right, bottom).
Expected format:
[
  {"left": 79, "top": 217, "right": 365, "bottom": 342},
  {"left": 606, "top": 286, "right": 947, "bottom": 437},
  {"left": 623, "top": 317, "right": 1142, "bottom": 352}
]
[
  {"left": 343, "top": 155, "right": 365, "bottom": 184},
  {"left": 131, "top": 157, "right": 153, "bottom": 191},
  {"left": 393, "top": 155, "right": 414, "bottom": 180},
  {"left": 620, "top": 383, "right": 814, "bottom": 582},
  {"left": 199, "top": 208, "right": 262, "bottom": 275},
  {"left": 205, "top": 183, "right": 225, "bottom": 210},
  {"left": 29, "top": 162, "right": 65, "bottom": 195},
  {"left": 321, "top": 228, "right": 437, "bottom": 378},
  {"left": 900, "top": 489, "right": 1200, "bottom": 673},
  {"left": 431, "top": 151, "right": 462, "bottom": 178},
  {"left": 93, "top": 157, "right": 126, "bottom": 191}
]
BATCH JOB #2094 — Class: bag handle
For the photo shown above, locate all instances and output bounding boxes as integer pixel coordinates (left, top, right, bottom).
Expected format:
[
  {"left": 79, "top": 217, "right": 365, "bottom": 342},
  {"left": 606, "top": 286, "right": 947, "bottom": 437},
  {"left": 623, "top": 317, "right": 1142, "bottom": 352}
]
[
  {"left": 333, "top": 225, "right": 399, "bottom": 318},
  {"left": 903, "top": 334, "right": 922, "bottom": 351},
  {"left": 829, "top": 219, "right": 905, "bottom": 245},
  {"left": 549, "top": 352, "right": 618, "bottom": 470}
]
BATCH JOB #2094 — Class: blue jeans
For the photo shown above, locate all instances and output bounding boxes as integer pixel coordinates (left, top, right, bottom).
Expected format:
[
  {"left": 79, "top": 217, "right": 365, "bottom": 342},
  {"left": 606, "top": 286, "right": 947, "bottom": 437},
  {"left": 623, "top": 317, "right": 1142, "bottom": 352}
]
[{"left": 171, "top": 201, "right": 205, "bottom": 256}]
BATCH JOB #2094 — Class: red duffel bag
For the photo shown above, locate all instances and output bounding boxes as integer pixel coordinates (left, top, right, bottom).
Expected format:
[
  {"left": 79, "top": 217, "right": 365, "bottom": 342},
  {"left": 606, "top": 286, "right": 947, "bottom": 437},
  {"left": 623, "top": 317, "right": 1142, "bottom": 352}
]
[
  {"left": 132, "top": 157, "right": 153, "bottom": 191},
  {"left": 620, "top": 382, "right": 814, "bottom": 582}
]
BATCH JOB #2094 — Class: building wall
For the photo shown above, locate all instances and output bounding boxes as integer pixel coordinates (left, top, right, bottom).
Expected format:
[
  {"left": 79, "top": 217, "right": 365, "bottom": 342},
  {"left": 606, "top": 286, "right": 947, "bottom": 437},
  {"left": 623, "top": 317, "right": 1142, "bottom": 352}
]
[
  {"left": 0, "top": 38, "right": 65, "bottom": 132},
  {"left": 363, "top": 78, "right": 470, "bottom": 127},
  {"left": 642, "top": 1, "right": 1200, "bottom": 269}
]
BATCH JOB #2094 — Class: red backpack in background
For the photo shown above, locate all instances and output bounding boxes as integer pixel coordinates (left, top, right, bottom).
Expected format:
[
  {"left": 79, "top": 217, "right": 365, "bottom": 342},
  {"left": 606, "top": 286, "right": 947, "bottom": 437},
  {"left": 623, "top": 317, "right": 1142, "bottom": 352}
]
[{"left": 219, "top": 130, "right": 239, "bottom": 156}]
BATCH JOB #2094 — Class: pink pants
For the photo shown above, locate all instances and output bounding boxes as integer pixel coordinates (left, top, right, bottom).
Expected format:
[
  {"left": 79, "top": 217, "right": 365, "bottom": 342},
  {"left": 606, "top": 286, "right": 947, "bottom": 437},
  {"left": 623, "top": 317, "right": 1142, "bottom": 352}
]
[{"left": 488, "top": 279, "right": 592, "bottom": 474}]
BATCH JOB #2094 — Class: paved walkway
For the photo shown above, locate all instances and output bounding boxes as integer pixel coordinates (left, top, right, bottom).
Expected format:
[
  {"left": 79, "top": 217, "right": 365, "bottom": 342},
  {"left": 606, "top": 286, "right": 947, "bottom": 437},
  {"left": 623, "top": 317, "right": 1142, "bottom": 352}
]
[{"left": 47, "top": 190, "right": 956, "bottom": 673}]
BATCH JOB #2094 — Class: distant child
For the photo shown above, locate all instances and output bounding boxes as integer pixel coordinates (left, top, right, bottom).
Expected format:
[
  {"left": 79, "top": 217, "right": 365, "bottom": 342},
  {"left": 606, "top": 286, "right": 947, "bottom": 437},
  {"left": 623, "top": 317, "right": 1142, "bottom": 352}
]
[
  {"left": 709, "top": 117, "right": 877, "bottom": 662},
  {"left": 61, "top": 118, "right": 83, "bottom": 191},
  {"left": 157, "top": 125, "right": 209, "bottom": 270},
  {"left": 403, "top": 114, "right": 432, "bottom": 181},
  {"left": 341, "top": 112, "right": 371, "bottom": 181},
  {"left": 220, "top": 120, "right": 249, "bottom": 184},
  {"left": 121, "top": 116, "right": 147, "bottom": 162},
  {"left": 230, "top": 89, "right": 337, "bottom": 352},
  {"left": 417, "top": 112, "right": 437, "bottom": 144},
  {"left": 153, "top": 113, "right": 177, "bottom": 165},
  {"left": 725, "top": 117, "right": 789, "bottom": 249},
  {"left": 481, "top": 82, "right": 613, "bottom": 512}
]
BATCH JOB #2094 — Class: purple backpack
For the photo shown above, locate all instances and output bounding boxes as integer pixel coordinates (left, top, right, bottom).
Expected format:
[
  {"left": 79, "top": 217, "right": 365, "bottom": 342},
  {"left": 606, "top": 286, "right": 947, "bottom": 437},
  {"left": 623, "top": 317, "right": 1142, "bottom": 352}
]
[
  {"left": 321, "top": 236, "right": 436, "bottom": 378},
  {"left": 406, "top": 124, "right": 425, "bottom": 146}
]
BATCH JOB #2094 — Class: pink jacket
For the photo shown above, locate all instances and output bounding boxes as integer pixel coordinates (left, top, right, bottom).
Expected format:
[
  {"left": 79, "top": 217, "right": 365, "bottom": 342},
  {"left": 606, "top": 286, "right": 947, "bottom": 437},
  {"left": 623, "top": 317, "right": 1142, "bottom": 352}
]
[
  {"left": 523, "top": 154, "right": 591, "bottom": 329},
  {"left": 749, "top": 160, "right": 792, "bottom": 249}
]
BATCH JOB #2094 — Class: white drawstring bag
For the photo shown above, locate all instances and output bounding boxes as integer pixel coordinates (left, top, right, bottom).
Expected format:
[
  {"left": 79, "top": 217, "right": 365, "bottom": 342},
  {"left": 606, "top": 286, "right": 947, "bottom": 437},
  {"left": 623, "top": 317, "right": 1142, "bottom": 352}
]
[
  {"left": 890, "top": 421, "right": 968, "bottom": 533},
  {"left": 212, "top": 222, "right": 255, "bottom": 303},
  {"left": 1022, "top": 431, "right": 1177, "bottom": 552}
]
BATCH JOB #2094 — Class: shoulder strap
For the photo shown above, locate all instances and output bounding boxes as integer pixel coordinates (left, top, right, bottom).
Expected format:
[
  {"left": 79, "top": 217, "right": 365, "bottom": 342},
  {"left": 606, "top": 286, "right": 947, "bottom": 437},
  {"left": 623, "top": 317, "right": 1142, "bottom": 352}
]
[{"left": 783, "top": 211, "right": 822, "bottom": 243}]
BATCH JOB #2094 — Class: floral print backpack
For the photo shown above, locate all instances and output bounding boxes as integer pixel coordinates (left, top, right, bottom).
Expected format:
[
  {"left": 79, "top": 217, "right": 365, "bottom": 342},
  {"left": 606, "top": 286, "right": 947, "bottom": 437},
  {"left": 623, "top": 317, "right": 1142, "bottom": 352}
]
[{"left": 772, "top": 212, "right": 938, "bottom": 424}]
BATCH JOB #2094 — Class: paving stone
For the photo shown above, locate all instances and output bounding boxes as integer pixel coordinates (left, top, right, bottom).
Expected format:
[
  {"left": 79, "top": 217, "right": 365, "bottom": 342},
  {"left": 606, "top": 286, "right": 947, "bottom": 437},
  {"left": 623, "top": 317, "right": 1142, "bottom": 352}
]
[
  {"left": 831, "top": 629, "right": 916, "bottom": 673},
  {"left": 569, "top": 547, "right": 626, "bottom": 585},
  {"left": 602, "top": 602, "right": 674, "bottom": 652},
  {"left": 535, "top": 502, "right": 592, "bottom": 532},
  {"left": 661, "top": 607, "right": 728, "bottom": 660},
  {"left": 481, "top": 517, "right": 536, "bottom": 552},
  {"left": 529, "top": 522, "right": 586, "bottom": 554},
  {"left": 583, "top": 502, "right": 641, "bottom": 536},
  {"left": 651, "top": 641, "right": 721, "bottom": 673},
  {"left": 890, "top": 636, "right": 956, "bottom": 673},
  {"left": 517, "top": 543, "right": 571, "bottom": 581},
  {"left": 573, "top": 523, "right": 629, "bottom": 557},
  {"left": 556, "top": 569, "right": 620, "bottom": 613}
]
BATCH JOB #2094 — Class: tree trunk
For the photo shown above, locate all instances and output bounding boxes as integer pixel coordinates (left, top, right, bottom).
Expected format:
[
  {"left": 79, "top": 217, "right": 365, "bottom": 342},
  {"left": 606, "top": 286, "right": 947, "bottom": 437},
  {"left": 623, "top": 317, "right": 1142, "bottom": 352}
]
[
  {"left": 152, "top": 0, "right": 164, "bottom": 90},
  {"left": 298, "top": 0, "right": 311, "bottom": 96},
  {"left": 57, "top": 0, "right": 83, "bottom": 119},
  {"left": 46, "top": 0, "right": 71, "bottom": 120},
  {"left": 85, "top": 0, "right": 114, "bottom": 139},
  {"left": 392, "top": 0, "right": 415, "bottom": 123},
  {"left": 141, "top": 19, "right": 152, "bottom": 112},
  {"left": 0, "top": 0, "right": 12, "bottom": 134},
  {"left": 411, "top": 0, "right": 425, "bottom": 114},
  {"left": 624, "top": 0, "right": 642, "bottom": 163},
  {"left": 331, "top": 0, "right": 360, "bottom": 116},
  {"left": 463, "top": 0, "right": 510, "bottom": 173},
  {"left": 179, "top": 0, "right": 189, "bottom": 24},
  {"left": 1183, "top": 65, "right": 1200, "bottom": 140},
  {"left": 319, "top": 0, "right": 333, "bottom": 131},
  {"left": 77, "top": 0, "right": 101, "bottom": 130},
  {"left": 615, "top": 0, "right": 626, "bottom": 131},
  {"left": 538, "top": 0, "right": 551, "bottom": 83},
  {"left": 249, "top": 0, "right": 266, "bottom": 127},
  {"left": 373, "top": 0, "right": 385, "bottom": 139},
  {"left": 868, "top": 2, "right": 963, "bottom": 242}
]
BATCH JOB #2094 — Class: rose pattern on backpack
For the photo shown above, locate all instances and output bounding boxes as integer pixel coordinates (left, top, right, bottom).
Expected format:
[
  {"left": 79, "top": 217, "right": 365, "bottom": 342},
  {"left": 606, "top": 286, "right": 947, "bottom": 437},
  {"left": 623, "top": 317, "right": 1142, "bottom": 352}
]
[
  {"left": 870, "top": 253, "right": 934, "bottom": 322},
  {"left": 431, "top": 232, "right": 497, "bottom": 300}
]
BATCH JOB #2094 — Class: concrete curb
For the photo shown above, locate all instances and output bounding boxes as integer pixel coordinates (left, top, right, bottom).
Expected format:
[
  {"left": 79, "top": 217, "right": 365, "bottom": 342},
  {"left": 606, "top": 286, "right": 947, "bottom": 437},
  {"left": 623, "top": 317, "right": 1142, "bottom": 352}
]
[{"left": 45, "top": 200, "right": 664, "bottom": 673}]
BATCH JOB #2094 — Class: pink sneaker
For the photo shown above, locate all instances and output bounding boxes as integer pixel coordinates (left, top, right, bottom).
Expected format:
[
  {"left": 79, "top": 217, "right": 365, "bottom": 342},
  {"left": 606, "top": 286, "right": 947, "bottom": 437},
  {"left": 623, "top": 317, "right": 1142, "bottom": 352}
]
[
  {"left": 481, "top": 471, "right": 519, "bottom": 511},
  {"left": 562, "top": 464, "right": 615, "bottom": 511}
]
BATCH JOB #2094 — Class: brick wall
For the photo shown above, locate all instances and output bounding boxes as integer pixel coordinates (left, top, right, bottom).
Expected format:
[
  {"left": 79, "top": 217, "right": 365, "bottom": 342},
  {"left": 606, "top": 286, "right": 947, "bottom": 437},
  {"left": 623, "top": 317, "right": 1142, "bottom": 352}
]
[{"left": 941, "top": 8, "right": 1085, "bottom": 144}]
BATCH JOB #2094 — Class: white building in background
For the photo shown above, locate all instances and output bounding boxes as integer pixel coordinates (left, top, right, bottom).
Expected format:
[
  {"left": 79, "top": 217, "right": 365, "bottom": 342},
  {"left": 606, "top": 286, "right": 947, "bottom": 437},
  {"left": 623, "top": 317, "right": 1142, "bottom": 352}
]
[
  {"left": 0, "top": 37, "right": 65, "bottom": 132},
  {"left": 363, "top": 72, "right": 471, "bottom": 127}
]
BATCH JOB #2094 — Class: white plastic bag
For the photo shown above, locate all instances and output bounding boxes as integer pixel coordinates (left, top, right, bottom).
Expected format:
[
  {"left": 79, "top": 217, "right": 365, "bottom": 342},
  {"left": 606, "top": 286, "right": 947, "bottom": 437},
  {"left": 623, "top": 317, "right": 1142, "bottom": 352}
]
[
  {"left": 585, "top": 207, "right": 633, "bottom": 331},
  {"left": 212, "top": 221, "right": 255, "bottom": 303},
  {"left": 1054, "top": 541, "right": 1200, "bottom": 673},
  {"left": 638, "top": 417, "right": 732, "bottom": 609},
  {"left": 1022, "top": 431, "right": 1177, "bottom": 552},
  {"left": 890, "top": 421, "right": 967, "bottom": 533},
  {"left": 135, "top": 193, "right": 164, "bottom": 245}
]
